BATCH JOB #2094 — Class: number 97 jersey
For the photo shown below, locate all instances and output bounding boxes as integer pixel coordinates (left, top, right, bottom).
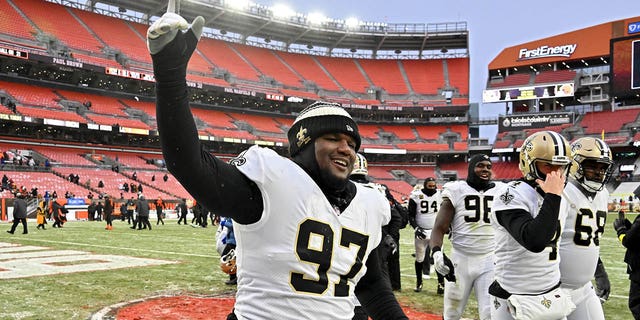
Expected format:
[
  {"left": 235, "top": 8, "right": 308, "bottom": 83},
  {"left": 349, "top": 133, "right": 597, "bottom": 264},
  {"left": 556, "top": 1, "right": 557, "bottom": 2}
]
[
  {"left": 559, "top": 181, "right": 608, "bottom": 289},
  {"left": 231, "top": 146, "right": 390, "bottom": 320}
]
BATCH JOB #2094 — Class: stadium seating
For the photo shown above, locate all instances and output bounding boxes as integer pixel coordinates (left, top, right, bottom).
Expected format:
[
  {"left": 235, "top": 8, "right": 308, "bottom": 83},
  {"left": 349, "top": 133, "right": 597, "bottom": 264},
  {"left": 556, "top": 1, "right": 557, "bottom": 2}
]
[
  {"left": 358, "top": 59, "right": 409, "bottom": 95},
  {"left": 578, "top": 108, "right": 640, "bottom": 135},
  {"left": 16, "top": 105, "right": 86, "bottom": 123},
  {"left": 0, "top": 80, "right": 62, "bottom": 109},
  {"left": 197, "top": 38, "right": 260, "bottom": 81},
  {"left": 447, "top": 58, "right": 470, "bottom": 95},
  {"left": 534, "top": 70, "right": 577, "bottom": 84},
  {"left": 15, "top": 0, "right": 103, "bottom": 53},
  {"left": 54, "top": 167, "right": 173, "bottom": 200},
  {"left": 275, "top": 51, "right": 342, "bottom": 91},
  {"left": 72, "top": 8, "right": 151, "bottom": 64},
  {"left": 205, "top": 128, "right": 257, "bottom": 140},
  {"left": 0, "top": 0, "right": 37, "bottom": 41},
  {"left": 439, "top": 162, "right": 469, "bottom": 179},
  {"left": 190, "top": 108, "right": 236, "bottom": 129},
  {"left": 401, "top": 166, "right": 437, "bottom": 180},
  {"left": 2, "top": 171, "right": 91, "bottom": 198},
  {"left": 379, "top": 125, "right": 416, "bottom": 140},
  {"left": 358, "top": 124, "right": 382, "bottom": 140},
  {"left": 56, "top": 89, "right": 128, "bottom": 116},
  {"left": 488, "top": 73, "right": 532, "bottom": 88},
  {"left": 230, "top": 44, "right": 303, "bottom": 88},
  {"left": 401, "top": 59, "right": 444, "bottom": 95},
  {"left": 130, "top": 170, "right": 192, "bottom": 200},
  {"left": 230, "top": 112, "right": 285, "bottom": 134},
  {"left": 34, "top": 146, "right": 99, "bottom": 166},
  {"left": 315, "top": 56, "right": 371, "bottom": 93},
  {"left": 491, "top": 161, "right": 521, "bottom": 180}
]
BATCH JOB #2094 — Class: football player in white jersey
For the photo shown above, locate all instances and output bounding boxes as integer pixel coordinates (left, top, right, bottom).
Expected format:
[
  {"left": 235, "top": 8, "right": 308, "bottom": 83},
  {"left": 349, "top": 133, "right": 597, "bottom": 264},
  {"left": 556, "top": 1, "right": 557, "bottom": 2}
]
[
  {"left": 348, "top": 153, "right": 401, "bottom": 320},
  {"left": 429, "top": 154, "right": 503, "bottom": 320},
  {"left": 147, "top": 7, "right": 408, "bottom": 320},
  {"left": 408, "top": 177, "right": 443, "bottom": 293},
  {"left": 560, "top": 137, "right": 613, "bottom": 320},
  {"left": 490, "top": 131, "right": 575, "bottom": 320}
]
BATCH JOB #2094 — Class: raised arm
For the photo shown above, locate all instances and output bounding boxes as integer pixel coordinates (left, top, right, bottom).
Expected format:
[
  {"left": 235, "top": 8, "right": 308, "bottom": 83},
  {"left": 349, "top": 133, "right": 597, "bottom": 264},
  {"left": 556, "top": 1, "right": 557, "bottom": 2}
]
[{"left": 148, "top": 11, "right": 262, "bottom": 224}]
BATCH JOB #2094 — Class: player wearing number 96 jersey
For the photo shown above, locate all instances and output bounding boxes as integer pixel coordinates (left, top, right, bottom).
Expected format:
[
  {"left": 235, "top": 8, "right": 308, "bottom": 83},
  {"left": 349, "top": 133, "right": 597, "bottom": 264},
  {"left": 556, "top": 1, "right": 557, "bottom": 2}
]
[
  {"left": 560, "top": 137, "right": 613, "bottom": 320},
  {"left": 490, "top": 130, "right": 574, "bottom": 320},
  {"left": 429, "top": 154, "right": 503, "bottom": 320}
]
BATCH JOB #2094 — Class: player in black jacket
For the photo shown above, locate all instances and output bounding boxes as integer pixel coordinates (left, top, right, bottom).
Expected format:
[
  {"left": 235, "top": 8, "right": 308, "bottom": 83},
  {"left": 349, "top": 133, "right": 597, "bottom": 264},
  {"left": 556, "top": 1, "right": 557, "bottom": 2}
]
[{"left": 615, "top": 210, "right": 640, "bottom": 319}]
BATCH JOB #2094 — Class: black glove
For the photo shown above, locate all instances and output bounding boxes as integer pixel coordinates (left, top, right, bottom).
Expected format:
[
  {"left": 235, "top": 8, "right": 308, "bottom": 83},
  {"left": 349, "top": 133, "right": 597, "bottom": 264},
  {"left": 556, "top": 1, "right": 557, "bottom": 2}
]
[
  {"left": 594, "top": 258, "right": 610, "bottom": 302},
  {"left": 415, "top": 227, "right": 427, "bottom": 240},
  {"left": 614, "top": 218, "right": 631, "bottom": 236},
  {"left": 382, "top": 234, "right": 397, "bottom": 256},
  {"left": 432, "top": 247, "right": 456, "bottom": 282}
]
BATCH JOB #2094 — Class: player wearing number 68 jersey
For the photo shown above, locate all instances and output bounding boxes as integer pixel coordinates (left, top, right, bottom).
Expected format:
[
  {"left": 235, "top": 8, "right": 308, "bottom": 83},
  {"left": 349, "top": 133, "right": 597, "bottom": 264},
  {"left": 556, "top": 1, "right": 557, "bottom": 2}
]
[
  {"left": 429, "top": 154, "right": 504, "bottom": 320},
  {"left": 560, "top": 137, "right": 613, "bottom": 320}
]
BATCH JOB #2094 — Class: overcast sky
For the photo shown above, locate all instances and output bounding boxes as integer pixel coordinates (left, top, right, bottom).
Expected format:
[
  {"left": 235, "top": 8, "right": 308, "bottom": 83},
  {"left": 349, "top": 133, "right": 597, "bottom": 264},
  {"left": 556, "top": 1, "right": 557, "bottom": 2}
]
[{"left": 255, "top": 0, "right": 640, "bottom": 141}]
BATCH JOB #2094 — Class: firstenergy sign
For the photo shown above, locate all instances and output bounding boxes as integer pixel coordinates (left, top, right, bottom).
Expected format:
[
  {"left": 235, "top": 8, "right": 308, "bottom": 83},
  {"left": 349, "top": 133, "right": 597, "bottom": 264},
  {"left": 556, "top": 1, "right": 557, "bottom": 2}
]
[{"left": 518, "top": 44, "right": 577, "bottom": 60}]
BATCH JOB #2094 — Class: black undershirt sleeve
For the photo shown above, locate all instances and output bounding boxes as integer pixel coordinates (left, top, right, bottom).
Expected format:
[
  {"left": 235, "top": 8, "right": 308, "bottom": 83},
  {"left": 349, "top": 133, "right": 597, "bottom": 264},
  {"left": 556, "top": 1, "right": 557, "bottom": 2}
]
[
  {"left": 155, "top": 79, "right": 263, "bottom": 225},
  {"left": 355, "top": 247, "right": 408, "bottom": 319},
  {"left": 407, "top": 200, "right": 417, "bottom": 229},
  {"left": 494, "top": 193, "right": 561, "bottom": 252}
]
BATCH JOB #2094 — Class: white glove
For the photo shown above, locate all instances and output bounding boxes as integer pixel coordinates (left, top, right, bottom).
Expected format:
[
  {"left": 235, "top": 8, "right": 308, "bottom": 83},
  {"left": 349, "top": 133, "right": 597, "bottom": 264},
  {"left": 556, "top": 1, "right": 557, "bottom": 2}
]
[
  {"left": 147, "top": 12, "right": 204, "bottom": 55},
  {"left": 433, "top": 250, "right": 450, "bottom": 275}
]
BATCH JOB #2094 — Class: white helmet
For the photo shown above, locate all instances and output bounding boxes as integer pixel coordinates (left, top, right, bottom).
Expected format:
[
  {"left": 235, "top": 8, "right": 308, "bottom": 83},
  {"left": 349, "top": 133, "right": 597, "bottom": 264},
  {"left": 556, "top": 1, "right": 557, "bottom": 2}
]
[
  {"left": 351, "top": 153, "right": 368, "bottom": 176},
  {"left": 569, "top": 137, "right": 613, "bottom": 192}
]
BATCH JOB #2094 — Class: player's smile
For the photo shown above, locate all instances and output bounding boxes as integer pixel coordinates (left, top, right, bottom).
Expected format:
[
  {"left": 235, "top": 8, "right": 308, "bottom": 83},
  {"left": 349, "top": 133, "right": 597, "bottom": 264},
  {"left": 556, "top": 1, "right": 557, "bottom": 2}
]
[
  {"left": 315, "top": 133, "right": 356, "bottom": 180},
  {"left": 474, "top": 161, "right": 492, "bottom": 180}
]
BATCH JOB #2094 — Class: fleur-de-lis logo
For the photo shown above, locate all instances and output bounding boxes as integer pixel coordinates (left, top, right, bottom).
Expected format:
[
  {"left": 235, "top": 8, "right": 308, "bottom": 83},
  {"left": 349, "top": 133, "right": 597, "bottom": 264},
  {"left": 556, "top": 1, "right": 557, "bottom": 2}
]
[
  {"left": 541, "top": 296, "right": 552, "bottom": 309},
  {"left": 296, "top": 126, "right": 311, "bottom": 147},
  {"left": 493, "top": 297, "right": 501, "bottom": 310},
  {"left": 500, "top": 188, "right": 514, "bottom": 205}
]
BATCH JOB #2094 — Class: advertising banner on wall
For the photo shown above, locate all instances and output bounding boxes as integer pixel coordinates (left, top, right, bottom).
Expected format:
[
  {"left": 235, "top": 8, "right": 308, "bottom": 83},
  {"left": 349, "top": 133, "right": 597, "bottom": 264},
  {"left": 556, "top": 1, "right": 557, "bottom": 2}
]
[{"left": 498, "top": 112, "right": 574, "bottom": 132}]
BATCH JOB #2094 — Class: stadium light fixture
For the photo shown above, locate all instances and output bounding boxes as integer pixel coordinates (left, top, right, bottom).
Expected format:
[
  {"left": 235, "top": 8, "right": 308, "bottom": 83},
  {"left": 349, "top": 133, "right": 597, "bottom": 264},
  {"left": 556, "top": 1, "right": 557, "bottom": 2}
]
[
  {"left": 226, "top": 0, "right": 251, "bottom": 11},
  {"left": 345, "top": 17, "right": 360, "bottom": 29},
  {"left": 307, "top": 12, "right": 327, "bottom": 25},
  {"left": 271, "top": 3, "right": 295, "bottom": 19}
]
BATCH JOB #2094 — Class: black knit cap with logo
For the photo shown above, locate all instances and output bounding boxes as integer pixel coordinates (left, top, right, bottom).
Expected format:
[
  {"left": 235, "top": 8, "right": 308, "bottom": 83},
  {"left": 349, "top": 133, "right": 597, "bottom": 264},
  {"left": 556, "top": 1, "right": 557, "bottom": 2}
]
[{"left": 287, "top": 102, "right": 361, "bottom": 157}]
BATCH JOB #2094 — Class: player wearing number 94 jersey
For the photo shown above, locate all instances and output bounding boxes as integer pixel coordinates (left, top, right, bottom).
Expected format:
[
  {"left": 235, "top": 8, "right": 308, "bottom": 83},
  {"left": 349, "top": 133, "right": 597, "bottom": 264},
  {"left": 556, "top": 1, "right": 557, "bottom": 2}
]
[{"left": 560, "top": 137, "right": 613, "bottom": 320}]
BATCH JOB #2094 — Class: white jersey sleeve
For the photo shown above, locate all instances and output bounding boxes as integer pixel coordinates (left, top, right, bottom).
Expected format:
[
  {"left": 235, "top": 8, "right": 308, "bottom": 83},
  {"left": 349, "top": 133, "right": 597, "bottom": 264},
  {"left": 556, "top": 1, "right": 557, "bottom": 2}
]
[
  {"left": 409, "top": 189, "right": 442, "bottom": 230},
  {"left": 491, "top": 181, "right": 567, "bottom": 295},
  {"left": 559, "top": 182, "right": 608, "bottom": 289},
  {"left": 231, "top": 146, "right": 389, "bottom": 320},
  {"left": 440, "top": 181, "right": 503, "bottom": 255}
]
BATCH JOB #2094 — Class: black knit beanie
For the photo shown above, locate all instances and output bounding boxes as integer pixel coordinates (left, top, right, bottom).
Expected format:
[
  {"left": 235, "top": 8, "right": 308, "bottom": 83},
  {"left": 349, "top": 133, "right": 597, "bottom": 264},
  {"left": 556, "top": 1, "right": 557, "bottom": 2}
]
[{"left": 288, "top": 102, "right": 361, "bottom": 157}]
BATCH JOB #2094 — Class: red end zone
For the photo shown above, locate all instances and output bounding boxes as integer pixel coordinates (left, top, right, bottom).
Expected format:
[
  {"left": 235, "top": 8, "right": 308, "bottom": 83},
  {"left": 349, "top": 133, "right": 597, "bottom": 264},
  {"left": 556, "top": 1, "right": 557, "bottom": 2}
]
[{"left": 99, "top": 295, "right": 441, "bottom": 319}]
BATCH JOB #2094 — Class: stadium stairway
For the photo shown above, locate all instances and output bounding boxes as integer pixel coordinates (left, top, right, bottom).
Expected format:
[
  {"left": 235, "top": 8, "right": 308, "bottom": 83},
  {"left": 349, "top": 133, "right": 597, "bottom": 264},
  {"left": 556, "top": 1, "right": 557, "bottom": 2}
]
[{"left": 396, "top": 60, "right": 415, "bottom": 95}]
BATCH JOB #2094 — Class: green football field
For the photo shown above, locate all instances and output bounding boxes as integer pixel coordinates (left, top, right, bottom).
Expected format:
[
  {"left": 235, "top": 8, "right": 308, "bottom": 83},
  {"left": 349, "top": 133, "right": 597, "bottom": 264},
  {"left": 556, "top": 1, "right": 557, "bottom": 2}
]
[{"left": 0, "top": 212, "right": 635, "bottom": 319}]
